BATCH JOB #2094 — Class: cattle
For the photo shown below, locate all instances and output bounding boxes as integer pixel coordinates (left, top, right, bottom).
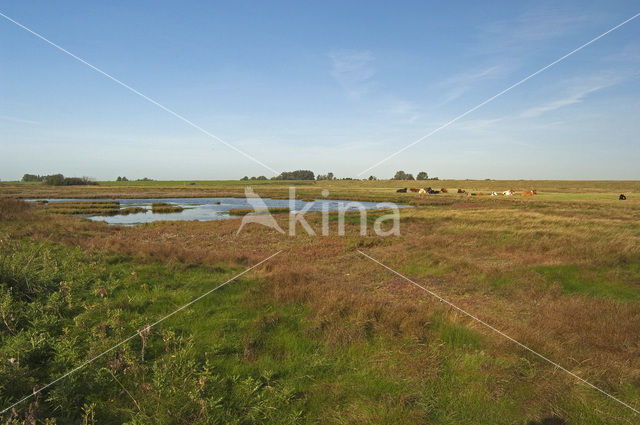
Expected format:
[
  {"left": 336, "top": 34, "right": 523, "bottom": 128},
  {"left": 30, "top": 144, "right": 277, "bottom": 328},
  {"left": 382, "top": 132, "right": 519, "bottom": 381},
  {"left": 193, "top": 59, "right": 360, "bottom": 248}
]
[
  {"left": 418, "top": 188, "right": 427, "bottom": 194},
  {"left": 503, "top": 189, "right": 515, "bottom": 196},
  {"left": 620, "top": 194, "right": 627, "bottom": 200},
  {"left": 396, "top": 188, "right": 407, "bottom": 193},
  {"left": 490, "top": 192, "right": 498, "bottom": 196},
  {"left": 522, "top": 189, "right": 537, "bottom": 196},
  {"left": 409, "top": 188, "right": 420, "bottom": 192},
  {"left": 441, "top": 188, "right": 448, "bottom": 193},
  {"left": 429, "top": 189, "right": 440, "bottom": 194},
  {"left": 457, "top": 189, "right": 466, "bottom": 194}
]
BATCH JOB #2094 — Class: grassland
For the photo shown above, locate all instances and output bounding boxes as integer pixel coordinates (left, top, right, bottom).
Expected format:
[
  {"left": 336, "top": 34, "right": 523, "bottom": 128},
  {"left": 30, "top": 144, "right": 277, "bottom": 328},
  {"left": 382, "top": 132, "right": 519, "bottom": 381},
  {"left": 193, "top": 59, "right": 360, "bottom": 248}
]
[
  {"left": 1, "top": 179, "right": 638, "bottom": 203},
  {"left": 1, "top": 180, "right": 639, "bottom": 424}
]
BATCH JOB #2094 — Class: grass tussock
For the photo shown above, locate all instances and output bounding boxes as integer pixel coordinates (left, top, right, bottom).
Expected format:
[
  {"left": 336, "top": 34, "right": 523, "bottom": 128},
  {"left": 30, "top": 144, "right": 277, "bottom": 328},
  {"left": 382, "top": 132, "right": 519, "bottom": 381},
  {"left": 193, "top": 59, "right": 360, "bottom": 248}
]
[
  {"left": 119, "top": 206, "right": 147, "bottom": 215},
  {"left": 228, "top": 207, "right": 290, "bottom": 216},
  {"left": 41, "top": 200, "right": 121, "bottom": 216},
  {"left": 151, "top": 202, "right": 184, "bottom": 213}
]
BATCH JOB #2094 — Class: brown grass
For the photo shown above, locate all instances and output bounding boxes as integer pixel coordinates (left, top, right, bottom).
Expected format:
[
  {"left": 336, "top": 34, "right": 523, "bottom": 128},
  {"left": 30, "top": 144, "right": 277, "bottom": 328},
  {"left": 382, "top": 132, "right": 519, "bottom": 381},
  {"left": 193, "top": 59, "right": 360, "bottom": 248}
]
[
  {"left": 0, "top": 198, "right": 31, "bottom": 220},
  {"left": 3, "top": 184, "right": 640, "bottom": 422}
]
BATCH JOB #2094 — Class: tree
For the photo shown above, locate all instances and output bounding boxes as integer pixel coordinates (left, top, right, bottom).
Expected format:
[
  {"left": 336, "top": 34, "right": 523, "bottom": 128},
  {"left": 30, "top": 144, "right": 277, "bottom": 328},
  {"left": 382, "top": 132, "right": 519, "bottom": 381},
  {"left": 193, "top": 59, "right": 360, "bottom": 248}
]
[
  {"left": 274, "top": 170, "right": 315, "bottom": 180},
  {"left": 43, "top": 174, "right": 65, "bottom": 186},
  {"left": 22, "top": 174, "right": 42, "bottom": 182},
  {"left": 317, "top": 172, "right": 335, "bottom": 181},
  {"left": 240, "top": 176, "right": 249, "bottom": 181},
  {"left": 122, "top": 176, "right": 128, "bottom": 181},
  {"left": 416, "top": 171, "right": 428, "bottom": 180},
  {"left": 116, "top": 176, "right": 122, "bottom": 182},
  {"left": 256, "top": 176, "right": 267, "bottom": 180},
  {"left": 392, "top": 171, "right": 414, "bottom": 180},
  {"left": 368, "top": 175, "right": 377, "bottom": 181}
]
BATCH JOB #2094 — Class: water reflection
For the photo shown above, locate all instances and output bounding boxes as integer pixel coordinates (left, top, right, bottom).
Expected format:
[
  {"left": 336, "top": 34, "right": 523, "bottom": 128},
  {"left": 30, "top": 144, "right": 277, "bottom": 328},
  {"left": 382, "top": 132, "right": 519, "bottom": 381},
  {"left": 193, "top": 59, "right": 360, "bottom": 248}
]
[{"left": 34, "top": 197, "right": 408, "bottom": 225}]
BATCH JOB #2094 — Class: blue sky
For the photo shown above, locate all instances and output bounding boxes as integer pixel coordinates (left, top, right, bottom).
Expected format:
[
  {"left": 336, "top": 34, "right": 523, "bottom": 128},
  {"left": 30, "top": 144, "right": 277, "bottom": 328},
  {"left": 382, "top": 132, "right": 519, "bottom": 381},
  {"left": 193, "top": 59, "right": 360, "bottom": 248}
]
[{"left": 1, "top": 1, "right": 639, "bottom": 180}]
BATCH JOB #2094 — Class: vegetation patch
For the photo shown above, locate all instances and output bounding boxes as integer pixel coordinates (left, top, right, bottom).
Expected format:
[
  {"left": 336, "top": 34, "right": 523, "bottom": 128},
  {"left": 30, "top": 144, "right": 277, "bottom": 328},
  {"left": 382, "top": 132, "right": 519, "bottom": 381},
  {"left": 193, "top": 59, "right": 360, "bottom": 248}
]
[
  {"left": 228, "top": 207, "right": 290, "bottom": 216},
  {"left": 431, "top": 313, "right": 483, "bottom": 349},
  {"left": 41, "top": 201, "right": 121, "bottom": 216},
  {"left": 535, "top": 264, "right": 640, "bottom": 301},
  {"left": 119, "top": 206, "right": 147, "bottom": 215},
  {"left": 0, "top": 199, "right": 32, "bottom": 220},
  {"left": 151, "top": 202, "right": 184, "bottom": 213}
]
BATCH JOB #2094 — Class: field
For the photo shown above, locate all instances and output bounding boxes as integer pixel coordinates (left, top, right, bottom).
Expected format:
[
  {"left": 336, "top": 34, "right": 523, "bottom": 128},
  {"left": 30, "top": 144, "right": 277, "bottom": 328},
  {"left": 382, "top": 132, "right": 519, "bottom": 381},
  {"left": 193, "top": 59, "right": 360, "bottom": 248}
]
[{"left": 1, "top": 180, "right": 639, "bottom": 424}]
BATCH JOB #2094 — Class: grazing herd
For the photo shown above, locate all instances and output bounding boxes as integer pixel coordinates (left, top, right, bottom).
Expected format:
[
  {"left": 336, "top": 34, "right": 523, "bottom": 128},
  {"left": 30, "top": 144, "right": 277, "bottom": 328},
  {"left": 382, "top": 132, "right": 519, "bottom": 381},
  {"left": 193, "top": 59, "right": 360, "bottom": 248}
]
[
  {"left": 397, "top": 187, "right": 444, "bottom": 194},
  {"left": 396, "top": 187, "right": 630, "bottom": 200},
  {"left": 396, "top": 187, "right": 537, "bottom": 196}
]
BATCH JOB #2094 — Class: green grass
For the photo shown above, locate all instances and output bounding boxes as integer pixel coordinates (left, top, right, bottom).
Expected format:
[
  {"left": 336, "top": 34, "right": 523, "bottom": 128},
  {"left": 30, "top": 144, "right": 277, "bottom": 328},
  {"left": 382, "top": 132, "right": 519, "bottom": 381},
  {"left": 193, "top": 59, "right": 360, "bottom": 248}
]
[
  {"left": 535, "top": 264, "right": 640, "bottom": 301},
  {"left": 0, "top": 238, "right": 577, "bottom": 424}
]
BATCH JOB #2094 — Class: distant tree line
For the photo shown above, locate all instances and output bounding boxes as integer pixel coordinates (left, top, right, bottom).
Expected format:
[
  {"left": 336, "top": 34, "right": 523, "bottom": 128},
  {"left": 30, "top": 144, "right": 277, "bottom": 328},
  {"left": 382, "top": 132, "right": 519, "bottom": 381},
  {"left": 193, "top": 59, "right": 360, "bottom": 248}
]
[
  {"left": 21, "top": 173, "right": 45, "bottom": 182},
  {"left": 238, "top": 170, "right": 438, "bottom": 181},
  {"left": 316, "top": 172, "right": 335, "bottom": 181},
  {"left": 392, "top": 170, "right": 437, "bottom": 181},
  {"left": 117, "top": 176, "right": 154, "bottom": 181},
  {"left": 44, "top": 174, "right": 97, "bottom": 186},
  {"left": 273, "top": 170, "right": 315, "bottom": 180},
  {"left": 22, "top": 173, "right": 97, "bottom": 186}
]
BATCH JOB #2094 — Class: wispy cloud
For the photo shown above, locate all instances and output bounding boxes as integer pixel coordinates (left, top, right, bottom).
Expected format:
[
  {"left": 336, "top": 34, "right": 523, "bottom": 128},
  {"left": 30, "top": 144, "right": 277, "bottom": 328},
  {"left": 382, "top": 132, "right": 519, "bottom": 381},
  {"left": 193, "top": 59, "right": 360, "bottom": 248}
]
[
  {"left": 434, "top": 65, "right": 506, "bottom": 103},
  {"left": 520, "top": 77, "right": 620, "bottom": 118},
  {"left": 329, "top": 49, "right": 376, "bottom": 99},
  {"left": 384, "top": 100, "right": 421, "bottom": 123},
  {"left": 476, "top": 8, "right": 591, "bottom": 53},
  {"left": 0, "top": 115, "right": 40, "bottom": 125}
]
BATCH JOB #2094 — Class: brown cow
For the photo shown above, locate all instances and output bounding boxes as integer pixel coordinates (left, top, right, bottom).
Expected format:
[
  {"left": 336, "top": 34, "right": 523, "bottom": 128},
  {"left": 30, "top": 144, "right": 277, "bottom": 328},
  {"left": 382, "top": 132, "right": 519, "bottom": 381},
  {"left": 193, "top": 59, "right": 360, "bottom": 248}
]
[
  {"left": 457, "top": 189, "right": 466, "bottom": 194},
  {"left": 522, "top": 189, "right": 537, "bottom": 196},
  {"left": 441, "top": 188, "right": 448, "bottom": 193},
  {"left": 409, "top": 188, "right": 420, "bottom": 192}
]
